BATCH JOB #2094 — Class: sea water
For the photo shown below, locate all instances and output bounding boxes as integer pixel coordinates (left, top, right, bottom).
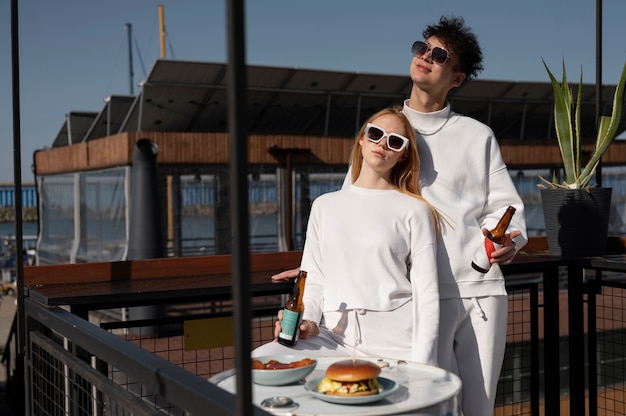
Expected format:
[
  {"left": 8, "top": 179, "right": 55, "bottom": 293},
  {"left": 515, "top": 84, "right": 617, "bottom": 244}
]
[{"left": 0, "top": 222, "right": 37, "bottom": 238}]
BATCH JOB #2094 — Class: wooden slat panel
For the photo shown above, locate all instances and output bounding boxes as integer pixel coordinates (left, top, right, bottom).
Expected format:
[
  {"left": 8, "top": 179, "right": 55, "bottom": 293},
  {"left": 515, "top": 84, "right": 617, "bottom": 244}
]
[
  {"left": 521, "top": 236, "right": 626, "bottom": 253},
  {"left": 24, "top": 250, "right": 302, "bottom": 286},
  {"left": 33, "top": 132, "right": 626, "bottom": 176},
  {"left": 257, "top": 135, "right": 353, "bottom": 165},
  {"left": 500, "top": 143, "right": 564, "bottom": 166},
  {"left": 87, "top": 133, "right": 133, "bottom": 169},
  {"left": 520, "top": 236, "right": 548, "bottom": 253},
  {"left": 601, "top": 143, "right": 626, "bottom": 164},
  {"left": 34, "top": 142, "right": 89, "bottom": 175},
  {"left": 152, "top": 132, "right": 229, "bottom": 164}
]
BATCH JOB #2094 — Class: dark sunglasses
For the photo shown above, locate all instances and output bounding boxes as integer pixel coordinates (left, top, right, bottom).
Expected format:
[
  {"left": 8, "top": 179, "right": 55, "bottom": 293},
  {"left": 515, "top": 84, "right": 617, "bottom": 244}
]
[
  {"left": 364, "top": 123, "right": 410, "bottom": 152},
  {"left": 411, "top": 40, "right": 452, "bottom": 65}
]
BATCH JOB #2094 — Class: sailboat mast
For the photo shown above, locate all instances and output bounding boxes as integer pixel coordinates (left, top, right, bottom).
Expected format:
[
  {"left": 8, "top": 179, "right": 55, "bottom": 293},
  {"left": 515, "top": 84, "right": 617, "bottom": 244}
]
[
  {"left": 126, "top": 23, "right": 134, "bottom": 95},
  {"left": 159, "top": 4, "right": 166, "bottom": 58}
]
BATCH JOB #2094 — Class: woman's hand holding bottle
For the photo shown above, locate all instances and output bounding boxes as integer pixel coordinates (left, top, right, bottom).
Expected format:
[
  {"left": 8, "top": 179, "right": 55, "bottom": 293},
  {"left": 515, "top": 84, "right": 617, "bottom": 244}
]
[{"left": 274, "top": 309, "right": 319, "bottom": 342}]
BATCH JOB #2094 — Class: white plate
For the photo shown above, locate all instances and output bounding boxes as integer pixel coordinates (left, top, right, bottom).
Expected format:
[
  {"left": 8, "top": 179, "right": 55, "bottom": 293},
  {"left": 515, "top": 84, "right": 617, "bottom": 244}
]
[
  {"left": 210, "top": 356, "right": 462, "bottom": 415},
  {"left": 251, "top": 354, "right": 317, "bottom": 386},
  {"left": 304, "top": 377, "right": 399, "bottom": 405}
]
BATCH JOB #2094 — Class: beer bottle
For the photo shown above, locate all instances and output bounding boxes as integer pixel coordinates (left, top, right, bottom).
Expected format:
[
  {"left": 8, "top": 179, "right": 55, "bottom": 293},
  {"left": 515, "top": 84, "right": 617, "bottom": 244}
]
[
  {"left": 278, "top": 270, "right": 307, "bottom": 347},
  {"left": 471, "top": 206, "right": 516, "bottom": 273}
]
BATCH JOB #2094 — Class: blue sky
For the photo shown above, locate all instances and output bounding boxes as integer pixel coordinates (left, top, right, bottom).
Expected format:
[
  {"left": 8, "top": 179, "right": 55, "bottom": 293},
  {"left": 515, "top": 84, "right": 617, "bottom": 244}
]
[{"left": 1, "top": 0, "right": 625, "bottom": 183}]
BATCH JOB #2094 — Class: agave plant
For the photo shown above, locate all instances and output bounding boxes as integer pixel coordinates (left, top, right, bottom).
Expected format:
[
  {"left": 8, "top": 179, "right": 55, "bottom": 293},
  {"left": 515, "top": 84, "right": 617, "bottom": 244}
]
[{"left": 538, "top": 59, "right": 626, "bottom": 189}]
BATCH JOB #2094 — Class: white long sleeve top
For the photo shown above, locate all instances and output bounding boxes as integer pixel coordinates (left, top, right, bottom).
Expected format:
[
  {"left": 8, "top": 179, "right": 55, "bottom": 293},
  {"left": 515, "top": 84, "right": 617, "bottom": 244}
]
[
  {"left": 342, "top": 102, "right": 528, "bottom": 299},
  {"left": 300, "top": 184, "right": 439, "bottom": 365},
  {"left": 401, "top": 101, "right": 528, "bottom": 299}
]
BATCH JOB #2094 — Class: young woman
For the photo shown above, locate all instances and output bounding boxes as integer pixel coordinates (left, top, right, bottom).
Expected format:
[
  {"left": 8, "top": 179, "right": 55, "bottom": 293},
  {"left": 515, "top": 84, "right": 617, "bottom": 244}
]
[{"left": 253, "top": 106, "right": 441, "bottom": 365}]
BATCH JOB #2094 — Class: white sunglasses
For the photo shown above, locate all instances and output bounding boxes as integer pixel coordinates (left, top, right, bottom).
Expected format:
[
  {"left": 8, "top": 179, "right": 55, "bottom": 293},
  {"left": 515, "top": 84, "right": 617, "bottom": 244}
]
[{"left": 364, "top": 123, "right": 410, "bottom": 152}]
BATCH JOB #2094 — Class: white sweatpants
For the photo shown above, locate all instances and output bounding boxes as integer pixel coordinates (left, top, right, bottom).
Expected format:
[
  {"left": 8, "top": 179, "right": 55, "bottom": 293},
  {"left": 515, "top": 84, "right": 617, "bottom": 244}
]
[
  {"left": 253, "top": 301, "right": 414, "bottom": 361},
  {"left": 437, "top": 296, "right": 508, "bottom": 416}
]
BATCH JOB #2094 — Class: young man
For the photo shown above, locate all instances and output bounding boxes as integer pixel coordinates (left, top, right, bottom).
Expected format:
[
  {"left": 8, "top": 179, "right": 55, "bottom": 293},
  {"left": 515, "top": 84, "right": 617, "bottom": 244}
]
[{"left": 273, "top": 16, "right": 528, "bottom": 415}]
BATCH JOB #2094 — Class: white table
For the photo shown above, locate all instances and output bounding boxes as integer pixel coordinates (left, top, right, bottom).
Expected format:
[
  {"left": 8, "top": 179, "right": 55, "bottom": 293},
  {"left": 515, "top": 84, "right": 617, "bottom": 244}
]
[{"left": 209, "top": 356, "right": 461, "bottom": 416}]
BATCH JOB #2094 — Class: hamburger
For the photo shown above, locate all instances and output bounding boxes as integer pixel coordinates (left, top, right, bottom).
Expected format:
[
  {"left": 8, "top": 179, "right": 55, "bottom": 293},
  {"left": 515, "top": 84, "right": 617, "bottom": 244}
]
[{"left": 316, "top": 359, "right": 382, "bottom": 396}]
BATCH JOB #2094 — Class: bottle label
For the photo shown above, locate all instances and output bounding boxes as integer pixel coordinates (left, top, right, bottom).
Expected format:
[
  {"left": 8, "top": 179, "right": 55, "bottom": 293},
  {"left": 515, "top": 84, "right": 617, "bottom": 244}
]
[
  {"left": 471, "top": 238, "right": 503, "bottom": 273},
  {"left": 278, "top": 308, "right": 301, "bottom": 341}
]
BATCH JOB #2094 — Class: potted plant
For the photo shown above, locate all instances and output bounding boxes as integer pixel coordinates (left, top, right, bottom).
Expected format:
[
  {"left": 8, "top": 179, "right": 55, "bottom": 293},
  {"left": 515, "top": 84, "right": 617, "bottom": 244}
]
[{"left": 539, "top": 59, "right": 626, "bottom": 256}]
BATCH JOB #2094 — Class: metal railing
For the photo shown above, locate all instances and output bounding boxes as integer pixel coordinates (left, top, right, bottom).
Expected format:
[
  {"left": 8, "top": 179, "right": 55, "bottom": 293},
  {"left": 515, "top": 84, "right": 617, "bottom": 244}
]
[
  {"left": 8, "top": 281, "right": 539, "bottom": 415},
  {"left": 4, "top": 266, "right": 626, "bottom": 415},
  {"left": 22, "top": 299, "right": 272, "bottom": 416},
  {"left": 588, "top": 276, "right": 626, "bottom": 415}
]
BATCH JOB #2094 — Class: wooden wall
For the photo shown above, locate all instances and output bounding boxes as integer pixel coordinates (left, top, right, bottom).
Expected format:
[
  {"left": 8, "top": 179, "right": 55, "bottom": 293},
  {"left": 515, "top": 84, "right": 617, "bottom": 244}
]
[{"left": 33, "top": 131, "right": 626, "bottom": 176}]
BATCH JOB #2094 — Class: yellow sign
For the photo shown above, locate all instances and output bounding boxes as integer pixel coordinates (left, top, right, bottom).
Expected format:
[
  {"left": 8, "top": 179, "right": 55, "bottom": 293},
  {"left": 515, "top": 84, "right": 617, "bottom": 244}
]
[{"left": 184, "top": 316, "right": 233, "bottom": 351}]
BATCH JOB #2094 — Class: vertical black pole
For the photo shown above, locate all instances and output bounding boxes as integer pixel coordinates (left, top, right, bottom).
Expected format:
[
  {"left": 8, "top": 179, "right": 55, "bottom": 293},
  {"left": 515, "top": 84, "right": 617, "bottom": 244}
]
[
  {"left": 543, "top": 266, "right": 561, "bottom": 416},
  {"left": 10, "top": 0, "right": 26, "bottom": 413},
  {"left": 588, "top": 276, "right": 598, "bottom": 415},
  {"left": 225, "top": 1, "right": 252, "bottom": 415},
  {"left": 285, "top": 152, "right": 293, "bottom": 250},
  {"left": 592, "top": 4, "right": 603, "bottom": 413},
  {"left": 595, "top": 0, "right": 603, "bottom": 187},
  {"left": 568, "top": 265, "right": 586, "bottom": 416}
]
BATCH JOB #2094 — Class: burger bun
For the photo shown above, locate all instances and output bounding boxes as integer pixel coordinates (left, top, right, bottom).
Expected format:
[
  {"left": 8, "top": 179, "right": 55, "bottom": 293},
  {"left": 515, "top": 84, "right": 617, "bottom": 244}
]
[{"left": 325, "top": 359, "right": 381, "bottom": 382}]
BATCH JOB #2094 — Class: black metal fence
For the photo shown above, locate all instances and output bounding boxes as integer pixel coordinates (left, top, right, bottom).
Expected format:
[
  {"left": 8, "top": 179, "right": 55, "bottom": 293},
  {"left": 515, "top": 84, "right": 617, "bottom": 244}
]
[
  {"left": 13, "top": 283, "right": 540, "bottom": 415},
  {"left": 496, "top": 282, "right": 540, "bottom": 415},
  {"left": 8, "top": 269, "right": 626, "bottom": 415},
  {"left": 22, "top": 299, "right": 263, "bottom": 416},
  {"left": 588, "top": 276, "right": 626, "bottom": 415}
]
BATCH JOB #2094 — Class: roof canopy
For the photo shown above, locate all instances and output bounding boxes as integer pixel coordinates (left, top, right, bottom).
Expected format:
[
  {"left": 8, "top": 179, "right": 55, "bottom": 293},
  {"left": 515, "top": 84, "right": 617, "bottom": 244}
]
[{"left": 52, "top": 59, "right": 626, "bottom": 147}]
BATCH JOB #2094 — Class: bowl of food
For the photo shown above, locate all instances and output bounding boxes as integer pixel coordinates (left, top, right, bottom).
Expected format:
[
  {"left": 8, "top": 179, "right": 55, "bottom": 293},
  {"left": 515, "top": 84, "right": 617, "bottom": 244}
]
[{"left": 251, "top": 354, "right": 317, "bottom": 386}]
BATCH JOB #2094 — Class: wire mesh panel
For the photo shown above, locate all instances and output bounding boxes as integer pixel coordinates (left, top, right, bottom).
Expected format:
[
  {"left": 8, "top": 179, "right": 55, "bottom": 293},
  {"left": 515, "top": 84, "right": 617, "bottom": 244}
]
[
  {"left": 29, "top": 331, "right": 161, "bottom": 416},
  {"left": 593, "top": 280, "right": 626, "bottom": 415},
  {"left": 495, "top": 283, "right": 540, "bottom": 416},
  {"left": 103, "top": 309, "right": 278, "bottom": 380},
  {"left": 25, "top": 300, "right": 251, "bottom": 416},
  {"left": 98, "top": 311, "right": 277, "bottom": 415},
  {"left": 95, "top": 297, "right": 280, "bottom": 381}
]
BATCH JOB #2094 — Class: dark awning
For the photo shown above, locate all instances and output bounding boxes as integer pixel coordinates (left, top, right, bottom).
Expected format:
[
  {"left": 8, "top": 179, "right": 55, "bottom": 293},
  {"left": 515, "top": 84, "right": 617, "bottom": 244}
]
[{"left": 51, "top": 59, "right": 626, "bottom": 146}]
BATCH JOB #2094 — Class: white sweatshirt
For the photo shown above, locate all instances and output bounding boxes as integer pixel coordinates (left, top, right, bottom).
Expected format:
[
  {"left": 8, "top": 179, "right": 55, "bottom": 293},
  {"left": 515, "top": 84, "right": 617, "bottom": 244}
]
[
  {"left": 403, "top": 101, "right": 528, "bottom": 299},
  {"left": 343, "top": 102, "right": 528, "bottom": 299},
  {"left": 300, "top": 185, "right": 440, "bottom": 365}
]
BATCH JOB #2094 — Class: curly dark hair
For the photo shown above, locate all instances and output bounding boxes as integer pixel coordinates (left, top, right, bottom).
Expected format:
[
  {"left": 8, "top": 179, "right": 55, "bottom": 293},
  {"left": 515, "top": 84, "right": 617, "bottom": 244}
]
[{"left": 423, "top": 15, "right": 484, "bottom": 82}]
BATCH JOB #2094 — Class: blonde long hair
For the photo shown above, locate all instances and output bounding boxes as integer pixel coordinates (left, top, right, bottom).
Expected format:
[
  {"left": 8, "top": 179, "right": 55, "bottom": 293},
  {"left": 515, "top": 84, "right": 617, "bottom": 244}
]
[{"left": 349, "top": 106, "right": 441, "bottom": 235}]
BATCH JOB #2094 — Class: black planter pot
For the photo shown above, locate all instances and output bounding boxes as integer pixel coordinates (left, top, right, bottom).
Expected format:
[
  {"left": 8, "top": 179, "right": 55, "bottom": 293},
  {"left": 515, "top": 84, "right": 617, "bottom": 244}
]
[{"left": 540, "top": 187, "right": 612, "bottom": 257}]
